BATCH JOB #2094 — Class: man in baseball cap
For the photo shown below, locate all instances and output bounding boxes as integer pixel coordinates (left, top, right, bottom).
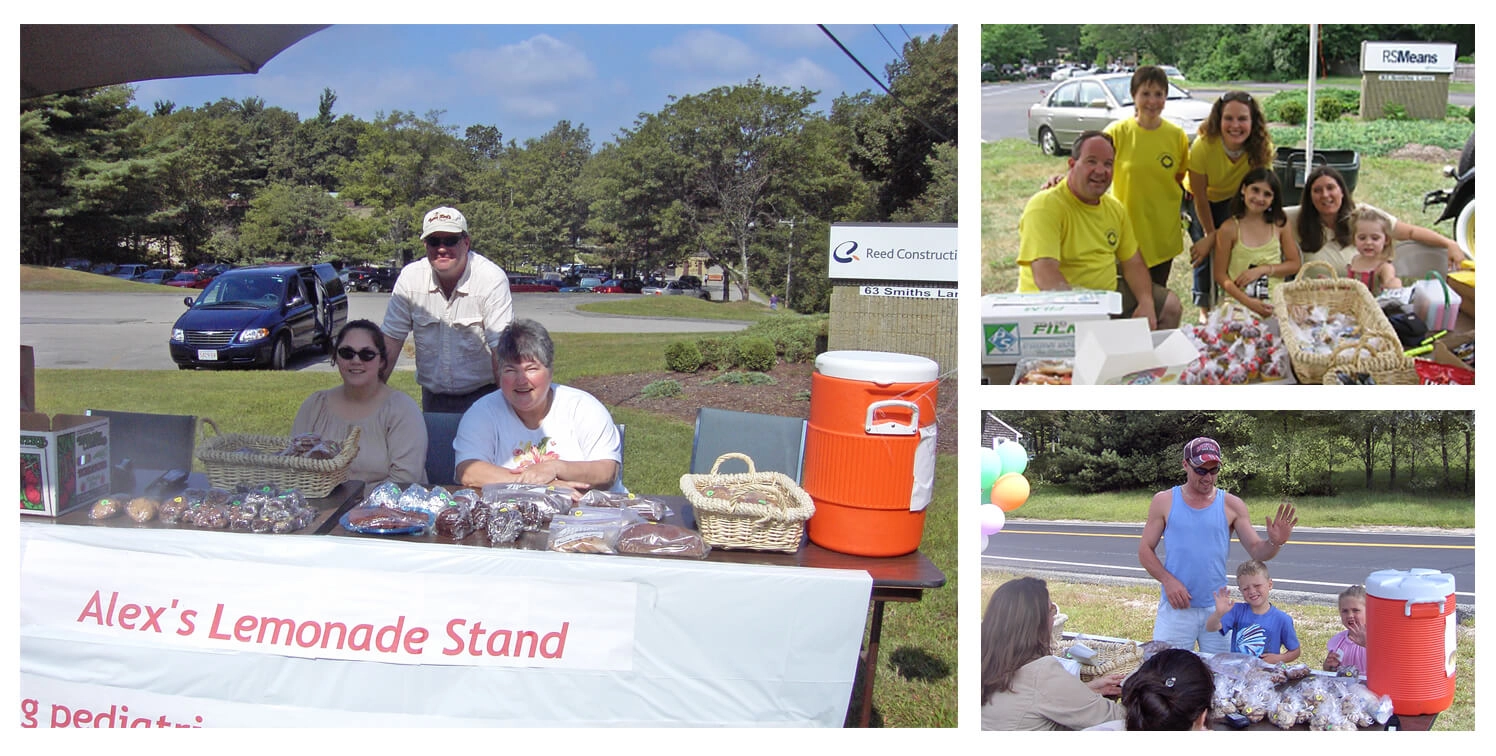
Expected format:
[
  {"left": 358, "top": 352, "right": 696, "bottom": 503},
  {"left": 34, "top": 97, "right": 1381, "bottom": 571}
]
[
  {"left": 381, "top": 205, "right": 515, "bottom": 415},
  {"left": 1138, "top": 436, "right": 1297, "bottom": 653}
]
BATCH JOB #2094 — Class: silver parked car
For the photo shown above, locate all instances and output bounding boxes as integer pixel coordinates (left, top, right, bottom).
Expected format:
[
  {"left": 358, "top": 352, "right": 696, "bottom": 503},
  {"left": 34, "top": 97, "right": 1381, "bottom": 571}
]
[{"left": 1027, "top": 73, "right": 1212, "bottom": 156}]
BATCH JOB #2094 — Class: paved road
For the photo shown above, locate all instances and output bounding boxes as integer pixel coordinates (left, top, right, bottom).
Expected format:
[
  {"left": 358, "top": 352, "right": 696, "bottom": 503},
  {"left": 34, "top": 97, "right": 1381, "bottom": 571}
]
[
  {"left": 982, "top": 80, "right": 1476, "bottom": 144},
  {"left": 20, "top": 290, "right": 750, "bottom": 372},
  {"left": 983, "top": 519, "right": 1475, "bottom": 606}
]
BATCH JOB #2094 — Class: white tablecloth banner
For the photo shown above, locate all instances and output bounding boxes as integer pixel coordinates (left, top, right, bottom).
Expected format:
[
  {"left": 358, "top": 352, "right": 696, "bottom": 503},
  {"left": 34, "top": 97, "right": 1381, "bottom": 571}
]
[{"left": 19, "top": 522, "right": 872, "bottom": 727}]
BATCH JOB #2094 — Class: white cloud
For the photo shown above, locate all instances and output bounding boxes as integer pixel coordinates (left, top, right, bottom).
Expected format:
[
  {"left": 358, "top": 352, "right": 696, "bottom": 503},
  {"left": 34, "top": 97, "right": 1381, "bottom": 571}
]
[
  {"left": 448, "top": 33, "right": 598, "bottom": 121},
  {"left": 648, "top": 29, "right": 758, "bottom": 74}
]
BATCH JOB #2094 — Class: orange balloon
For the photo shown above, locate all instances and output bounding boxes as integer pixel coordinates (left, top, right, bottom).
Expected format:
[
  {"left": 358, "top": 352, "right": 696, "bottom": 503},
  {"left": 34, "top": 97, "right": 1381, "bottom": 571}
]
[{"left": 991, "top": 472, "right": 1030, "bottom": 512}]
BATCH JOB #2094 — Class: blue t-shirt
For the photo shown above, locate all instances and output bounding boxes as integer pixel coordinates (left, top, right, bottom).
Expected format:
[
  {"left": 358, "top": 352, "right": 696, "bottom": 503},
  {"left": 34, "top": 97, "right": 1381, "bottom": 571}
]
[{"left": 1219, "top": 603, "right": 1300, "bottom": 657}]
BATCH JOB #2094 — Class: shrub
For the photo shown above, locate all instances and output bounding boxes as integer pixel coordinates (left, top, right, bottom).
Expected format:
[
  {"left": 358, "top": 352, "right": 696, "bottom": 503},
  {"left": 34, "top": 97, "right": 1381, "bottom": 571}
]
[
  {"left": 696, "top": 337, "right": 736, "bottom": 370},
  {"left": 793, "top": 389, "right": 812, "bottom": 402},
  {"left": 641, "top": 379, "right": 683, "bottom": 399},
  {"left": 1278, "top": 100, "right": 1306, "bottom": 125},
  {"left": 664, "top": 341, "right": 703, "bottom": 373},
  {"left": 1317, "top": 98, "right": 1345, "bottom": 123},
  {"left": 1383, "top": 102, "right": 1409, "bottom": 121},
  {"left": 738, "top": 313, "right": 826, "bottom": 364},
  {"left": 734, "top": 337, "right": 777, "bottom": 372},
  {"left": 705, "top": 371, "right": 777, "bottom": 386}
]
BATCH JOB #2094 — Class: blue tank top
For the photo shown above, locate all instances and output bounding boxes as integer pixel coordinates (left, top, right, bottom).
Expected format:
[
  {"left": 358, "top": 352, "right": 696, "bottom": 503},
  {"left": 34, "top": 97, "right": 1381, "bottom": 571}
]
[{"left": 1161, "top": 485, "right": 1228, "bottom": 609}]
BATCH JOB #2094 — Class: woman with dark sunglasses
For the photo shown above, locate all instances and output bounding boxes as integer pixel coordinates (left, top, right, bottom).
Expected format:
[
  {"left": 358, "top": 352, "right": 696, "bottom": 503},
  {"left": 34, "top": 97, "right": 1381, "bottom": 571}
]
[{"left": 292, "top": 319, "right": 428, "bottom": 486}]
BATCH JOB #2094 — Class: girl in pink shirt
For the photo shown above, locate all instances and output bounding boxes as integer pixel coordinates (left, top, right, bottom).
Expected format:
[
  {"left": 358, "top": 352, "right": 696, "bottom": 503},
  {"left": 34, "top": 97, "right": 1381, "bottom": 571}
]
[{"left": 1324, "top": 585, "right": 1368, "bottom": 675}]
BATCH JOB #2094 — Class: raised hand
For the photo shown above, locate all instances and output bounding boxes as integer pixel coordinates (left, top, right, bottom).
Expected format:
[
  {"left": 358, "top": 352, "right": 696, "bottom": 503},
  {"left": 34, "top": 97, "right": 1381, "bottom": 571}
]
[{"left": 1265, "top": 501, "right": 1298, "bottom": 546}]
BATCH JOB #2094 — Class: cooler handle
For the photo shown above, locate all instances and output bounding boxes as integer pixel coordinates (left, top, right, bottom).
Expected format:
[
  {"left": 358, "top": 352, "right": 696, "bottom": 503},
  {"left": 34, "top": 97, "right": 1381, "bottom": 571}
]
[
  {"left": 865, "top": 400, "right": 919, "bottom": 436},
  {"left": 1403, "top": 597, "right": 1451, "bottom": 618}
]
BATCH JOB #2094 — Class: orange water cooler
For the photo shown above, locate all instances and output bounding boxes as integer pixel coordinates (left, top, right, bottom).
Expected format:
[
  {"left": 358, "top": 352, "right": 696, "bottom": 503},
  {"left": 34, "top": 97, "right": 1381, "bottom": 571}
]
[
  {"left": 802, "top": 351, "right": 939, "bottom": 557},
  {"left": 1365, "top": 568, "right": 1458, "bottom": 716}
]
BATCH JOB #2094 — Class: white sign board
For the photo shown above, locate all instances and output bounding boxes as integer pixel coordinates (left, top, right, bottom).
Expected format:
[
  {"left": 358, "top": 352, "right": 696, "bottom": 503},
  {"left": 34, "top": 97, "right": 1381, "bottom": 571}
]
[
  {"left": 828, "top": 223, "right": 958, "bottom": 282},
  {"left": 858, "top": 285, "right": 958, "bottom": 299},
  {"left": 19, "top": 523, "right": 872, "bottom": 727},
  {"left": 1362, "top": 41, "right": 1457, "bottom": 73}
]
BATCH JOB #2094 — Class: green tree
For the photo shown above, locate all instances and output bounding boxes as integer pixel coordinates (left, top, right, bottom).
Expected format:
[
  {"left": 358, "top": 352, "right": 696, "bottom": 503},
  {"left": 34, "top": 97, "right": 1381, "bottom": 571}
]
[
  {"left": 506, "top": 121, "right": 593, "bottom": 270},
  {"left": 235, "top": 183, "right": 348, "bottom": 262},
  {"left": 981, "top": 25, "right": 1046, "bottom": 67}
]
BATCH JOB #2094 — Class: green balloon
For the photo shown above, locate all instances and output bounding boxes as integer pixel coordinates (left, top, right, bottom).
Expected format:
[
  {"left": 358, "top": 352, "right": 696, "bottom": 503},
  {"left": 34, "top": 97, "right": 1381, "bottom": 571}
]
[
  {"left": 997, "top": 440, "right": 1028, "bottom": 476},
  {"left": 981, "top": 446, "right": 1003, "bottom": 491}
]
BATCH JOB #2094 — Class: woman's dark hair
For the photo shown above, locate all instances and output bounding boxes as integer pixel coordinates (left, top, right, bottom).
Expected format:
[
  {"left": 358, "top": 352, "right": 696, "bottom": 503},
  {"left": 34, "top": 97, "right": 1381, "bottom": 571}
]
[
  {"left": 980, "top": 577, "right": 1052, "bottom": 704},
  {"left": 1296, "top": 166, "right": 1355, "bottom": 253},
  {"left": 334, "top": 319, "right": 389, "bottom": 379},
  {"left": 494, "top": 318, "right": 555, "bottom": 369},
  {"left": 1130, "top": 65, "right": 1169, "bottom": 97},
  {"left": 1228, "top": 167, "right": 1287, "bottom": 227},
  {"left": 1199, "top": 90, "right": 1272, "bottom": 169},
  {"left": 1121, "top": 649, "right": 1214, "bottom": 730}
]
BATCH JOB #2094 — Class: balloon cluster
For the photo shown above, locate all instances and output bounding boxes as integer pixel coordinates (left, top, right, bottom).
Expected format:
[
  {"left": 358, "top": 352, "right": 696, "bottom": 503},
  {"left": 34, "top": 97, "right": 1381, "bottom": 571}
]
[{"left": 979, "top": 439, "right": 1030, "bottom": 552}]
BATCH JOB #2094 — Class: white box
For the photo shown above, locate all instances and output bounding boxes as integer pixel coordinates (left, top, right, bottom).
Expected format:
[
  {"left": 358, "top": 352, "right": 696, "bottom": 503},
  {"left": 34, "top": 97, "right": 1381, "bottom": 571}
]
[
  {"left": 981, "top": 290, "right": 1122, "bottom": 365},
  {"left": 20, "top": 413, "right": 111, "bottom": 517},
  {"left": 1073, "top": 320, "right": 1201, "bottom": 385}
]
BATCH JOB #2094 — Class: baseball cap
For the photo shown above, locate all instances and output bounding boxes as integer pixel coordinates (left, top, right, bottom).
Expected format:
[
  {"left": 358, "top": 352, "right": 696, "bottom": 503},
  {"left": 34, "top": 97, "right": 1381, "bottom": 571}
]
[
  {"left": 1183, "top": 437, "right": 1222, "bottom": 468},
  {"left": 421, "top": 206, "right": 467, "bottom": 239}
]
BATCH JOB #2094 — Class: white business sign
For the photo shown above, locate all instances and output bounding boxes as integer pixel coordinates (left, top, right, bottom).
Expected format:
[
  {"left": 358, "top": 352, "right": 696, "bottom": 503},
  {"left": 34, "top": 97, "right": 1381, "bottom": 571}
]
[
  {"left": 859, "top": 285, "right": 958, "bottom": 299},
  {"left": 1362, "top": 41, "right": 1457, "bottom": 73},
  {"left": 20, "top": 523, "right": 872, "bottom": 727},
  {"left": 828, "top": 223, "right": 958, "bottom": 282}
]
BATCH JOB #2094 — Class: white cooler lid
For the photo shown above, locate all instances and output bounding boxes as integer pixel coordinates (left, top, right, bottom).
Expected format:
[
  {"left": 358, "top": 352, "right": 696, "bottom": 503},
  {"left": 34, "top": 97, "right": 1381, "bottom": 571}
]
[
  {"left": 1365, "top": 568, "right": 1456, "bottom": 601},
  {"left": 815, "top": 350, "right": 939, "bottom": 384}
]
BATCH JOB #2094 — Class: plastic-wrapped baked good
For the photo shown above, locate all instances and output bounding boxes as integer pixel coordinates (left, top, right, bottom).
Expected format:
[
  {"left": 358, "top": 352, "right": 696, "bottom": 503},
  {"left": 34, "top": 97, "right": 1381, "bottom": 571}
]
[
  {"left": 480, "top": 482, "right": 573, "bottom": 513},
  {"left": 279, "top": 433, "right": 342, "bottom": 459},
  {"left": 365, "top": 481, "right": 404, "bottom": 509},
  {"left": 89, "top": 493, "right": 128, "bottom": 520},
  {"left": 126, "top": 497, "right": 160, "bottom": 524},
  {"left": 229, "top": 506, "right": 257, "bottom": 531},
  {"left": 158, "top": 496, "right": 189, "bottom": 525},
  {"left": 617, "top": 522, "right": 709, "bottom": 558},
  {"left": 486, "top": 505, "right": 523, "bottom": 544},
  {"left": 435, "top": 504, "right": 473, "bottom": 540},
  {"left": 191, "top": 504, "right": 231, "bottom": 529},
  {"left": 578, "top": 490, "right": 667, "bottom": 521},
  {"left": 547, "top": 507, "right": 637, "bottom": 554},
  {"left": 204, "top": 488, "right": 233, "bottom": 508},
  {"left": 346, "top": 505, "right": 429, "bottom": 532}
]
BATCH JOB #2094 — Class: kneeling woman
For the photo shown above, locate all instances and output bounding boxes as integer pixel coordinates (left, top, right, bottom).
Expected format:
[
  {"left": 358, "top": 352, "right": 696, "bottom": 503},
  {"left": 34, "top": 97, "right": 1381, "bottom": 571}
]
[
  {"left": 292, "top": 319, "right": 428, "bottom": 486},
  {"left": 980, "top": 577, "right": 1125, "bottom": 730},
  {"left": 453, "top": 319, "right": 623, "bottom": 493}
]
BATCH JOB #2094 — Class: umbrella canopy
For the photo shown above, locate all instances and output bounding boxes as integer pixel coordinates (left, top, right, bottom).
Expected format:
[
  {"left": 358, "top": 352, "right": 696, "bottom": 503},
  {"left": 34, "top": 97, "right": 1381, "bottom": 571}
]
[{"left": 20, "top": 24, "right": 328, "bottom": 99}]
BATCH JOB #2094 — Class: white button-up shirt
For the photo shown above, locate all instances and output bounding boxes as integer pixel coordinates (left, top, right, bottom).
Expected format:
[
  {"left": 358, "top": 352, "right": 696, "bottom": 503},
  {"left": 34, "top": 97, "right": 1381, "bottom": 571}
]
[{"left": 382, "top": 251, "right": 513, "bottom": 395}]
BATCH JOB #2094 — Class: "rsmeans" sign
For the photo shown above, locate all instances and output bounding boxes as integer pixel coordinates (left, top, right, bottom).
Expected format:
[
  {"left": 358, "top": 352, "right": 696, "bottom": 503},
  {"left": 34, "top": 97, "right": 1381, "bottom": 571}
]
[{"left": 1362, "top": 41, "right": 1457, "bottom": 73}]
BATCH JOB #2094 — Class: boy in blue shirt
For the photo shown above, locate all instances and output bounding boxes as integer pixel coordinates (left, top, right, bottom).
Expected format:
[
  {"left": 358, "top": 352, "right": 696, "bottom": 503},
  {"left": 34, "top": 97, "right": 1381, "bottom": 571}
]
[{"left": 1206, "top": 559, "right": 1301, "bottom": 663}]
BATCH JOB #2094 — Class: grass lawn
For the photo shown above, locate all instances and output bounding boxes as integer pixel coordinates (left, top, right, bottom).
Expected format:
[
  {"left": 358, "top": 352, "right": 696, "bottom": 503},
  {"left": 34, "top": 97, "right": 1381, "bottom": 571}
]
[
  {"left": 981, "top": 138, "right": 1464, "bottom": 314},
  {"left": 980, "top": 569, "right": 1475, "bottom": 730},
  {"left": 576, "top": 296, "right": 773, "bottom": 321},
  {"left": 31, "top": 336, "right": 957, "bottom": 727},
  {"left": 21, "top": 265, "right": 178, "bottom": 291},
  {"left": 1009, "top": 482, "right": 1474, "bottom": 529}
]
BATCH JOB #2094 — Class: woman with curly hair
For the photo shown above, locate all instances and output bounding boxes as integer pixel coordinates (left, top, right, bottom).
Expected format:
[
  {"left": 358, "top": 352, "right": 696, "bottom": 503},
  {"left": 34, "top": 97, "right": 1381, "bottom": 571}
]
[
  {"left": 1187, "top": 91, "right": 1274, "bottom": 313},
  {"left": 980, "top": 577, "right": 1125, "bottom": 730}
]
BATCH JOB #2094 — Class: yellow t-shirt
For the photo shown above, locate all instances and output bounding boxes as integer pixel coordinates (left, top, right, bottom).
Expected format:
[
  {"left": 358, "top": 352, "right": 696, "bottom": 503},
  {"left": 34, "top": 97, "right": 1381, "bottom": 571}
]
[
  {"left": 1189, "top": 135, "right": 1274, "bottom": 202},
  {"left": 1017, "top": 177, "right": 1139, "bottom": 292},
  {"left": 1105, "top": 117, "right": 1189, "bottom": 268}
]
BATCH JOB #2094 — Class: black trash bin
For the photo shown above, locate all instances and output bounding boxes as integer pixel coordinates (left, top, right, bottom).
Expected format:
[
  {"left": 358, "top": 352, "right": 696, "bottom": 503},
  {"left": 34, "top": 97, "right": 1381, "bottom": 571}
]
[{"left": 1273, "top": 147, "right": 1359, "bottom": 207}]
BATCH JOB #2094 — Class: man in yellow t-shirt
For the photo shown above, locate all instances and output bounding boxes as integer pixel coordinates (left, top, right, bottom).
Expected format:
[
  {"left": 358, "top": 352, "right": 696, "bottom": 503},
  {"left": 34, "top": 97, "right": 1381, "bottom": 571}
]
[{"left": 1017, "top": 131, "right": 1181, "bottom": 330}]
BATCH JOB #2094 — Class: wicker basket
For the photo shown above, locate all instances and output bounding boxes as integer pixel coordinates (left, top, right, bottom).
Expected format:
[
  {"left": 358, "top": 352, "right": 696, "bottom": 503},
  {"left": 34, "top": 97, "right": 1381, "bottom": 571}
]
[
  {"left": 679, "top": 452, "right": 815, "bottom": 553},
  {"left": 195, "top": 418, "right": 360, "bottom": 497},
  {"left": 1075, "top": 640, "right": 1144, "bottom": 683},
  {"left": 1321, "top": 339, "right": 1418, "bottom": 385},
  {"left": 1270, "top": 260, "right": 1403, "bottom": 384}
]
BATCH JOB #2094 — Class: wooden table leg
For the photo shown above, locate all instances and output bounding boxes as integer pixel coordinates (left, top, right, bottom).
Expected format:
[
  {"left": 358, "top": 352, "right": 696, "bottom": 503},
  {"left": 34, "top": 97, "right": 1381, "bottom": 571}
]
[{"left": 857, "top": 600, "right": 887, "bottom": 728}]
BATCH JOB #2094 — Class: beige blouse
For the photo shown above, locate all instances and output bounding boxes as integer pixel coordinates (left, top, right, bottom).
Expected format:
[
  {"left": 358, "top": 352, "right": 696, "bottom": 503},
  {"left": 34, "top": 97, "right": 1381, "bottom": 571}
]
[
  {"left": 981, "top": 656, "right": 1125, "bottom": 731},
  {"left": 292, "top": 387, "right": 428, "bottom": 487}
]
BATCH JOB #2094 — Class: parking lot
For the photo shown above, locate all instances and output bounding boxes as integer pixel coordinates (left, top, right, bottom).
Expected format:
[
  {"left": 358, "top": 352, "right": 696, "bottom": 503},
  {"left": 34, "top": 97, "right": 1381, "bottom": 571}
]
[{"left": 20, "top": 290, "right": 749, "bottom": 371}]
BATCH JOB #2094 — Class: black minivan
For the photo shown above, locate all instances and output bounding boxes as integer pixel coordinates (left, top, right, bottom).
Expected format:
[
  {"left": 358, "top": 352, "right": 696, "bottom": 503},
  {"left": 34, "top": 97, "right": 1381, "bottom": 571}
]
[{"left": 169, "top": 263, "right": 348, "bottom": 370}]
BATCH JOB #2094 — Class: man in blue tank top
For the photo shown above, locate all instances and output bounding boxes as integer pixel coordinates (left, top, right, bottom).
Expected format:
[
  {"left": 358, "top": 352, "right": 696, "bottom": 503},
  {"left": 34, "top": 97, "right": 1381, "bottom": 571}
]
[{"left": 1138, "top": 437, "right": 1298, "bottom": 652}]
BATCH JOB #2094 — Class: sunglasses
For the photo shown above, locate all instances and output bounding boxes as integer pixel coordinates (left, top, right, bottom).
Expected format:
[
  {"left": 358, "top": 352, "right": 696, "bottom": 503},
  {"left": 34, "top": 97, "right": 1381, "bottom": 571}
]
[
  {"left": 1191, "top": 464, "right": 1221, "bottom": 476},
  {"left": 337, "top": 347, "right": 380, "bottom": 363},
  {"left": 1222, "top": 91, "right": 1254, "bottom": 104},
  {"left": 425, "top": 235, "right": 464, "bottom": 248}
]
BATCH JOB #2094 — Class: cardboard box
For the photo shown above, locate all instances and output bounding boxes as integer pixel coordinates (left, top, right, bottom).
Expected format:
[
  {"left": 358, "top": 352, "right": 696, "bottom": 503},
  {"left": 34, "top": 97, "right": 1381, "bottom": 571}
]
[
  {"left": 1447, "top": 270, "right": 1474, "bottom": 319},
  {"left": 981, "top": 290, "right": 1122, "bottom": 365},
  {"left": 1073, "top": 320, "right": 1200, "bottom": 385},
  {"left": 20, "top": 413, "right": 110, "bottom": 517},
  {"left": 1430, "top": 330, "right": 1475, "bottom": 373}
]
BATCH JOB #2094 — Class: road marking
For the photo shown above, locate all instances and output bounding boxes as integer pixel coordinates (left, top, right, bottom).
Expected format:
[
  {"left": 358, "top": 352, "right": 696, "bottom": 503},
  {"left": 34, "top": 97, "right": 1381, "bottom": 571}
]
[
  {"left": 982, "top": 556, "right": 1476, "bottom": 599},
  {"left": 1004, "top": 529, "right": 1473, "bottom": 550}
]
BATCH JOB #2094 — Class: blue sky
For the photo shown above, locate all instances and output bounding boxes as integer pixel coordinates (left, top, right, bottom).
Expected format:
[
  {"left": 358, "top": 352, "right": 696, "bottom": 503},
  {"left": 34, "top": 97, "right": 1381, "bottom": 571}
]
[{"left": 127, "top": 24, "right": 952, "bottom": 148}]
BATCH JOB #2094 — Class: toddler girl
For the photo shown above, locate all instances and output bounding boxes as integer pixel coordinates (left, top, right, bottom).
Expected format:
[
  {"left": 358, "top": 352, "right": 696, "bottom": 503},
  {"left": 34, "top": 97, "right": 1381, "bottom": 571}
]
[
  {"left": 1213, "top": 167, "right": 1301, "bottom": 318},
  {"left": 1324, "top": 584, "right": 1368, "bottom": 675},
  {"left": 1346, "top": 206, "right": 1400, "bottom": 295}
]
